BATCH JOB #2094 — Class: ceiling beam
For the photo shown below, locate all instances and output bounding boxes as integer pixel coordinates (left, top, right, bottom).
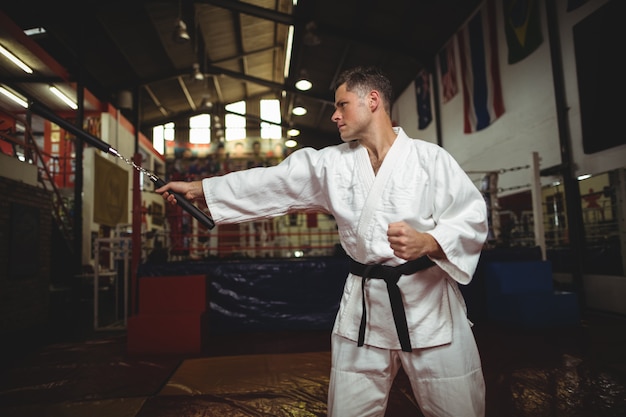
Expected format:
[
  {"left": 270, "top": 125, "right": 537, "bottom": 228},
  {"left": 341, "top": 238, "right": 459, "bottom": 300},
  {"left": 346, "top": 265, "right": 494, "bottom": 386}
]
[
  {"left": 205, "top": 64, "right": 333, "bottom": 104},
  {"left": 197, "top": 0, "right": 295, "bottom": 26}
]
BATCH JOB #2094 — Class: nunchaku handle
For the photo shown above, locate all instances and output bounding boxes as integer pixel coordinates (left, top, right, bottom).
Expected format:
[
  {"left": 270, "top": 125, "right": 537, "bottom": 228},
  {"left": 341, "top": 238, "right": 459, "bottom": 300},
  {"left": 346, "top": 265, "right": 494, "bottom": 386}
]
[
  {"left": 153, "top": 177, "right": 215, "bottom": 229},
  {"left": 29, "top": 101, "right": 215, "bottom": 229}
]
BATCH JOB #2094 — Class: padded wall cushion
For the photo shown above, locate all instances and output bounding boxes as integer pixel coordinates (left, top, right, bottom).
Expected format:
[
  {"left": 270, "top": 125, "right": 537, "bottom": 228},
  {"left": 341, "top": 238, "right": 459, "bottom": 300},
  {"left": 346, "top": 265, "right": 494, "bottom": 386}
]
[
  {"left": 485, "top": 261, "right": 554, "bottom": 295},
  {"left": 138, "top": 274, "right": 208, "bottom": 314}
]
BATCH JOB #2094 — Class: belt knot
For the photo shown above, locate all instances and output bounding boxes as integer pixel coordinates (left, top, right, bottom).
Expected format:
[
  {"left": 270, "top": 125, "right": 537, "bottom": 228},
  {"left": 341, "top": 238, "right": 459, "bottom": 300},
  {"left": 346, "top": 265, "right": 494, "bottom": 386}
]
[{"left": 349, "top": 256, "right": 435, "bottom": 352}]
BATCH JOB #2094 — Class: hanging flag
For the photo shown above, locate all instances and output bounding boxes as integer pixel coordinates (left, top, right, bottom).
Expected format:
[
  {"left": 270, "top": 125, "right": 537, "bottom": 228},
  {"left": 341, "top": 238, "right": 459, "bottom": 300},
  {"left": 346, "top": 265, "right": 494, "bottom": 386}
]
[
  {"left": 415, "top": 69, "right": 432, "bottom": 129},
  {"left": 567, "top": 0, "right": 589, "bottom": 12},
  {"left": 457, "top": 0, "right": 505, "bottom": 133},
  {"left": 438, "top": 39, "right": 459, "bottom": 103},
  {"left": 504, "top": 0, "right": 543, "bottom": 64}
]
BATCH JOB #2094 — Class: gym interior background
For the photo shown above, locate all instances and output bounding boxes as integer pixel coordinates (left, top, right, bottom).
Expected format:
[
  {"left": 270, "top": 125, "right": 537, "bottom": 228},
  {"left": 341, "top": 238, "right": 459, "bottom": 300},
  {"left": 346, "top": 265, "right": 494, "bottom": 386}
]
[{"left": 0, "top": 1, "right": 625, "bottom": 416}]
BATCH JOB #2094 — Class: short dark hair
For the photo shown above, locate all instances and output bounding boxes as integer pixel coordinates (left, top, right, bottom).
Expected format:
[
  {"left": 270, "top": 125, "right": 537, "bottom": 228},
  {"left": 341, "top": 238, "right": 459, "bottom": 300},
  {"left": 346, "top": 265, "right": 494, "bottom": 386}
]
[{"left": 334, "top": 66, "right": 393, "bottom": 114}]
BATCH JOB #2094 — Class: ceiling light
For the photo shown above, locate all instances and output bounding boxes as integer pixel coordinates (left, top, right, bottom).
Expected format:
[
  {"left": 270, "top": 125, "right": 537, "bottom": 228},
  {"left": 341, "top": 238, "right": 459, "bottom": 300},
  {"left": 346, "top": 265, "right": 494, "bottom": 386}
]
[
  {"left": 49, "top": 85, "right": 77, "bottom": 109},
  {"left": 292, "top": 106, "right": 307, "bottom": 116},
  {"left": 117, "top": 90, "right": 133, "bottom": 110},
  {"left": 24, "top": 27, "right": 46, "bottom": 36},
  {"left": 284, "top": 25, "right": 295, "bottom": 78},
  {"left": 287, "top": 128, "right": 300, "bottom": 137},
  {"left": 0, "top": 44, "right": 33, "bottom": 74},
  {"left": 285, "top": 139, "right": 298, "bottom": 148},
  {"left": 295, "top": 79, "right": 312, "bottom": 91},
  {"left": 173, "top": 0, "right": 190, "bottom": 43},
  {"left": 173, "top": 19, "right": 190, "bottom": 43},
  {"left": 0, "top": 86, "right": 28, "bottom": 108},
  {"left": 192, "top": 63, "right": 204, "bottom": 81},
  {"left": 200, "top": 96, "right": 213, "bottom": 109}
]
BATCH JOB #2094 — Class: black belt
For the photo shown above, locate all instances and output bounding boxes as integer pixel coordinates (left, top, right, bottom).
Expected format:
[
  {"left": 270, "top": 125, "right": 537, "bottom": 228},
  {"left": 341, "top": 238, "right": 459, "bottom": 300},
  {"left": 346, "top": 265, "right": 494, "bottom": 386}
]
[{"left": 349, "top": 256, "right": 436, "bottom": 352}]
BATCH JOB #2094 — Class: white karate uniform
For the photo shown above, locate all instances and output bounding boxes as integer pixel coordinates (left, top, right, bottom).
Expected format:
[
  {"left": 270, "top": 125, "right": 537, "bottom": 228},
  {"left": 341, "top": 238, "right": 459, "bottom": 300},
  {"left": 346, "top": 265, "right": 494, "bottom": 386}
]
[{"left": 202, "top": 128, "right": 488, "bottom": 417}]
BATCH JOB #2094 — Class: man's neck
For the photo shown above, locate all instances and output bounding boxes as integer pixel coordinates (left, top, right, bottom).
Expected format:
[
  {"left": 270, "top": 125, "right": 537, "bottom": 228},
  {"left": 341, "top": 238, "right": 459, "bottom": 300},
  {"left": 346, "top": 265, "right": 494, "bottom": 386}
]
[{"left": 364, "top": 126, "right": 397, "bottom": 174}]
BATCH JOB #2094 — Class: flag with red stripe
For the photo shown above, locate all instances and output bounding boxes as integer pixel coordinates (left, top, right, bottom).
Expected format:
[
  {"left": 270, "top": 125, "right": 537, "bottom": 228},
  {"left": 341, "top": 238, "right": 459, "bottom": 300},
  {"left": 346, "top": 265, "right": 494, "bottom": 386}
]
[
  {"left": 457, "top": 0, "right": 505, "bottom": 133},
  {"left": 438, "top": 39, "right": 459, "bottom": 103}
]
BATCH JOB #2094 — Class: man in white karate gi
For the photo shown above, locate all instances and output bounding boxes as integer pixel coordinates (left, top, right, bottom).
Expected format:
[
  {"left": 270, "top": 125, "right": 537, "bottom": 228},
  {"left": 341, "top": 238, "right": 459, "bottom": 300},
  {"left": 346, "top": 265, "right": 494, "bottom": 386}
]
[{"left": 157, "top": 66, "right": 488, "bottom": 417}]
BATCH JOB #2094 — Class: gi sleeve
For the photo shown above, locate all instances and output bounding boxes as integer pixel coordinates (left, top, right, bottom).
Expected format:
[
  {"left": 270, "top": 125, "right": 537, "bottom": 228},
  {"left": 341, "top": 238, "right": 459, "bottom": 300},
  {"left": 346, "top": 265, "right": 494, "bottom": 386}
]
[
  {"left": 202, "top": 147, "right": 329, "bottom": 224},
  {"left": 426, "top": 149, "right": 489, "bottom": 285}
]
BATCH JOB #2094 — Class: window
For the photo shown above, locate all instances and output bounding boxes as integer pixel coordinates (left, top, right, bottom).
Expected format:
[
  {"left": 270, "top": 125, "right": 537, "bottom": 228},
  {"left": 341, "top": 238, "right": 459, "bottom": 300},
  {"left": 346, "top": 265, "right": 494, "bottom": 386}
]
[
  {"left": 189, "top": 114, "right": 211, "bottom": 144},
  {"left": 260, "top": 99, "right": 282, "bottom": 139},
  {"left": 152, "top": 122, "right": 175, "bottom": 155},
  {"left": 225, "top": 101, "right": 246, "bottom": 141}
]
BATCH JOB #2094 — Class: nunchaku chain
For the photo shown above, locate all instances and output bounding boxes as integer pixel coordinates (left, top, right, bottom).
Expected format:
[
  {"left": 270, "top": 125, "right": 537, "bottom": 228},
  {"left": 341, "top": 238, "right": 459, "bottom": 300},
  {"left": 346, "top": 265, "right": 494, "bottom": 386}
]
[
  {"left": 108, "top": 148, "right": 160, "bottom": 184},
  {"left": 107, "top": 147, "right": 215, "bottom": 229},
  {"left": 26, "top": 101, "right": 215, "bottom": 229}
]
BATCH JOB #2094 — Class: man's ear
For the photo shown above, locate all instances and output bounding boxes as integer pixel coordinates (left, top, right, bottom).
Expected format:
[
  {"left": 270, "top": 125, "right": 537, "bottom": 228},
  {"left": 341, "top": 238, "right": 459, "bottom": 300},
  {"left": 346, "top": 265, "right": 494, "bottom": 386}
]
[{"left": 368, "top": 90, "right": 381, "bottom": 112}]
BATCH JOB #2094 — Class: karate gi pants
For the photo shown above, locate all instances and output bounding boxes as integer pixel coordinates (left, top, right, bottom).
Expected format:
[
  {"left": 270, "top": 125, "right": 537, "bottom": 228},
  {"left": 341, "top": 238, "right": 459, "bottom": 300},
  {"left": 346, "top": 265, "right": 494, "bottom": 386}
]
[{"left": 327, "top": 297, "right": 485, "bottom": 417}]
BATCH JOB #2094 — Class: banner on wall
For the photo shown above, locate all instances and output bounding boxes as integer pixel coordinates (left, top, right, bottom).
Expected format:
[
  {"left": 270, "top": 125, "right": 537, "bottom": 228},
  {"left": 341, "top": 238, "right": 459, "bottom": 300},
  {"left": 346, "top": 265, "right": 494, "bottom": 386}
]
[
  {"left": 503, "top": 0, "right": 543, "bottom": 64},
  {"left": 94, "top": 153, "right": 129, "bottom": 227},
  {"left": 457, "top": 0, "right": 505, "bottom": 133},
  {"left": 415, "top": 69, "right": 433, "bottom": 130},
  {"left": 438, "top": 39, "right": 459, "bottom": 103}
]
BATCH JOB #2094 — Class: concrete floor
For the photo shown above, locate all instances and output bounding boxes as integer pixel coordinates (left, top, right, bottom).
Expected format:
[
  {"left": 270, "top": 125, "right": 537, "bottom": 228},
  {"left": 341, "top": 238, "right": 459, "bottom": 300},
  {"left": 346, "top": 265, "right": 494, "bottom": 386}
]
[{"left": 1, "top": 311, "right": 625, "bottom": 417}]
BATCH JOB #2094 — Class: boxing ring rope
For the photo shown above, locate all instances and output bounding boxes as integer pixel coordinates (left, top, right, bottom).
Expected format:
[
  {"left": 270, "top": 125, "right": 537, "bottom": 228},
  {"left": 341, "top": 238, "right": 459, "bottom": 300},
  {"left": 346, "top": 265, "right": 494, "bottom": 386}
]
[
  {"left": 158, "top": 211, "right": 342, "bottom": 261},
  {"left": 467, "top": 152, "right": 546, "bottom": 259}
]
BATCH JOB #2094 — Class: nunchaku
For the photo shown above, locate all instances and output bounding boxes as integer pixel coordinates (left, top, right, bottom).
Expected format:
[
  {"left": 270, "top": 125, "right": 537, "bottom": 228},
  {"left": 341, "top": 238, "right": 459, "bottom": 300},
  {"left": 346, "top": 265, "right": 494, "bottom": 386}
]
[{"left": 29, "top": 101, "right": 215, "bottom": 230}]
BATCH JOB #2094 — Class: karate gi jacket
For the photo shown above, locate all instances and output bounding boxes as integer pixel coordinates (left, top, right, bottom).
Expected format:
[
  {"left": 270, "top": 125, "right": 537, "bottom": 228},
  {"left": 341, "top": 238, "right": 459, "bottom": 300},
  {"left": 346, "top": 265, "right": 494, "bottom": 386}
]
[{"left": 203, "top": 128, "right": 488, "bottom": 350}]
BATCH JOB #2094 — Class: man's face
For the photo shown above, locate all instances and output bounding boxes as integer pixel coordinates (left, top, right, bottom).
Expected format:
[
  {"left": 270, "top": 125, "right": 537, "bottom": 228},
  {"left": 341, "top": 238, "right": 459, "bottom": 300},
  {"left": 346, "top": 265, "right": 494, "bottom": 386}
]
[{"left": 331, "top": 83, "right": 369, "bottom": 143}]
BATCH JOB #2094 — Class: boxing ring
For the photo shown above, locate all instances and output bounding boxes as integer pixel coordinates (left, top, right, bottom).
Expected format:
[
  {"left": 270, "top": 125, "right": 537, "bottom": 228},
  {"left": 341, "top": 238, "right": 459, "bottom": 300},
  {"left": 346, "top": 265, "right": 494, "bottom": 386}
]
[{"left": 469, "top": 151, "right": 546, "bottom": 259}]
